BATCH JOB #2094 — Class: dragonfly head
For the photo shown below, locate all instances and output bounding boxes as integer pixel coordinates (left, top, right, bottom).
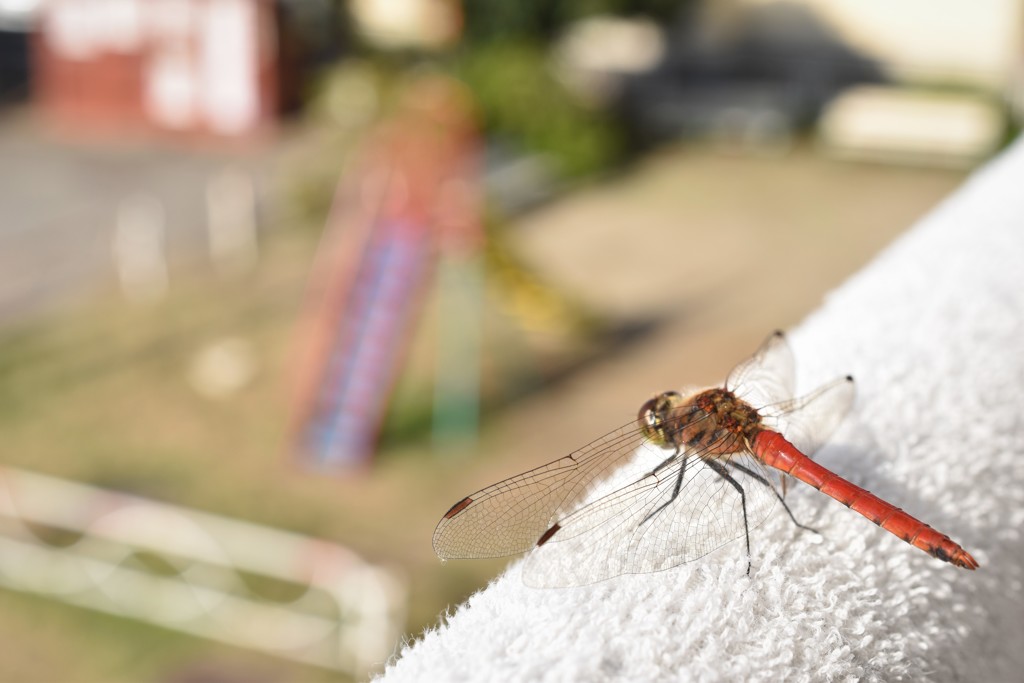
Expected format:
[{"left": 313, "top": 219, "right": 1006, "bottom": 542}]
[{"left": 638, "top": 391, "right": 684, "bottom": 447}]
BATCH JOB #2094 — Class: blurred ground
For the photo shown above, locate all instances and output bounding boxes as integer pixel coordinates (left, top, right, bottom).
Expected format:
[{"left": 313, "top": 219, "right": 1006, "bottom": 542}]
[
  {"left": 0, "top": 114, "right": 966, "bottom": 681},
  {"left": 0, "top": 107, "right": 282, "bottom": 325}
]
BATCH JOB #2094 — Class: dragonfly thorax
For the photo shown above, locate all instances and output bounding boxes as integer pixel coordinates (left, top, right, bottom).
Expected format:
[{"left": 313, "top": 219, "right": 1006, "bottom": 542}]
[{"left": 638, "top": 388, "right": 760, "bottom": 455}]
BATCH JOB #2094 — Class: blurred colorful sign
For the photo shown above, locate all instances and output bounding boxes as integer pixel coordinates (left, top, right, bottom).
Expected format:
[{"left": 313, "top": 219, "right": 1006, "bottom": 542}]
[
  {"left": 301, "top": 216, "right": 434, "bottom": 467},
  {"left": 292, "top": 74, "right": 481, "bottom": 471}
]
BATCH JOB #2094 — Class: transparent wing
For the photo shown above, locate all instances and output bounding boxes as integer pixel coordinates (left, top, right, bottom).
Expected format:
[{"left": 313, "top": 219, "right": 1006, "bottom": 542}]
[
  {"left": 726, "top": 331, "right": 795, "bottom": 407},
  {"left": 435, "top": 331, "right": 850, "bottom": 584},
  {"left": 520, "top": 450, "right": 779, "bottom": 588},
  {"left": 433, "top": 419, "right": 651, "bottom": 559},
  {"left": 761, "top": 375, "right": 855, "bottom": 457}
]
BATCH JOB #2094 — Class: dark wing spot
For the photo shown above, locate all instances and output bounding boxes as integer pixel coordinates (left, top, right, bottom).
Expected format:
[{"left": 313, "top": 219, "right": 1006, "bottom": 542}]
[
  {"left": 443, "top": 496, "right": 473, "bottom": 519},
  {"left": 537, "top": 523, "right": 561, "bottom": 547}
]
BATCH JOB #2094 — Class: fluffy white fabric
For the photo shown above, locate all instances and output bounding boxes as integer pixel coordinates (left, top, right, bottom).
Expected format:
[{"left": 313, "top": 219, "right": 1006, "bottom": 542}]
[{"left": 380, "top": 139, "right": 1024, "bottom": 682}]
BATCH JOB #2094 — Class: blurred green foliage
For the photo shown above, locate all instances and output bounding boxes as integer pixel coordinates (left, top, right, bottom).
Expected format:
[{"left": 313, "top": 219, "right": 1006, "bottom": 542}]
[
  {"left": 453, "top": 2, "right": 693, "bottom": 175},
  {"left": 452, "top": 41, "right": 621, "bottom": 177}
]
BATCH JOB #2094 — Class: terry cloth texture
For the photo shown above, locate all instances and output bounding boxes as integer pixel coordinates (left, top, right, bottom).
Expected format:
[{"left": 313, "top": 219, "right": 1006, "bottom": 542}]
[{"left": 379, "top": 138, "right": 1024, "bottom": 683}]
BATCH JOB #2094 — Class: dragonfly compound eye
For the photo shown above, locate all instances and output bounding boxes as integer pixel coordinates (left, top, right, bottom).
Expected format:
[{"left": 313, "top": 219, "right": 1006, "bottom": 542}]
[{"left": 638, "top": 392, "right": 682, "bottom": 445}]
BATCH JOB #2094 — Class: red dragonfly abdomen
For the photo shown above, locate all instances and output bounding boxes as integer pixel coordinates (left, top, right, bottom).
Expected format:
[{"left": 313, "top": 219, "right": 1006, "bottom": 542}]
[{"left": 752, "top": 430, "right": 978, "bottom": 570}]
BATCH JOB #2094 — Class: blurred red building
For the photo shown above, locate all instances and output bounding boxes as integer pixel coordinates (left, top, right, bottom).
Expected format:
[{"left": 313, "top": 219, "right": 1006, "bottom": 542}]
[{"left": 33, "top": 0, "right": 297, "bottom": 138}]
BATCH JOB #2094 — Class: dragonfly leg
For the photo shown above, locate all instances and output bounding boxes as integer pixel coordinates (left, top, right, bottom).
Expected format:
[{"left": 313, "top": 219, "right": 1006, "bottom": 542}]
[
  {"left": 727, "top": 461, "right": 819, "bottom": 534},
  {"left": 705, "top": 459, "right": 752, "bottom": 575},
  {"left": 648, "top": 446, "right": 681, "bottom": 478},
  {"left": 640, "top": 454, "right": 688, "bottom": 526}
]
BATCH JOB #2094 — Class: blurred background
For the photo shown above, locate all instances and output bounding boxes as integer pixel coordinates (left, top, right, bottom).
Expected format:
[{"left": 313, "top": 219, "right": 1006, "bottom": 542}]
[{"left": 0, "top": 0, "right": 1020, "bottom": 680}]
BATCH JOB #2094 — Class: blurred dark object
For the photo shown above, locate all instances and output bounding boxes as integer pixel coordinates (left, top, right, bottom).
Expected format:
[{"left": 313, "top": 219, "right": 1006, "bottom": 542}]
[
  {"left": 0, "top": 1, "right": 34, "bottom": 105},
  {"left": 31, "top": 0, "right": 343, "bottom": 140},
  {"left": 460, "top": 0, "right": 688, "bottom": 46},
  {"left": 0, "top": 27, "right": 31, "bottom": 105},
  {"left": 551, "top": 1, "right": 1015, "bottom": 165},
  {"left": 613, "top": 3, "right": 884, "bottom": 149}
]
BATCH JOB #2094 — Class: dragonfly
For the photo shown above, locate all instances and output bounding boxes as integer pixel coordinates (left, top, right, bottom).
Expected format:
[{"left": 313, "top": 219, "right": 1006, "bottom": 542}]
[{"left": 433, "top": 332, "right": 978, "bottom": 587}]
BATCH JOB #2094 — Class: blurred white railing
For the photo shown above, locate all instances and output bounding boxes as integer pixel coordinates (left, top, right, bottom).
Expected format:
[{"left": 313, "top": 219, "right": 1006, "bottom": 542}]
[{"left": 0, "top": 466, "right": 406, "bottom": 676}]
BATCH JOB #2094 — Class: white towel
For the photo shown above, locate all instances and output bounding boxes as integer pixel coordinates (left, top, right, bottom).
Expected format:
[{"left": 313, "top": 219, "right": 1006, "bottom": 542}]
[{"left": 379, "top": 138, "right": 1024, "bottom": 682}]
